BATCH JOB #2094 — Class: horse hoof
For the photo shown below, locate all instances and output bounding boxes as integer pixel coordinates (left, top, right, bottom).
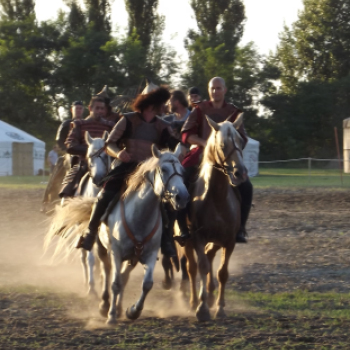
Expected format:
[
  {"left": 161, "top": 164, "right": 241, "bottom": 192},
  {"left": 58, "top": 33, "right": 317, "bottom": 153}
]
[
  {"left": 162, "top": 279, "right": 172, "bottom": 290},
  {"left": 207, "top": 294, "right": 215, "bottom": 308},
  {"left": 99, "top": 302, "right": 110, "bottom": 318},
  {"left": 196, "top": 304, "right": 211, "bottom": 322},
  {"left": 126, "top": 305, "right": 142, "bottom": 320},
  {"left": 215, "top": 308, "right": 226, "bottom": 319},
  {"left": 106, "top": 317, "right": 117, "bottom": 326}
]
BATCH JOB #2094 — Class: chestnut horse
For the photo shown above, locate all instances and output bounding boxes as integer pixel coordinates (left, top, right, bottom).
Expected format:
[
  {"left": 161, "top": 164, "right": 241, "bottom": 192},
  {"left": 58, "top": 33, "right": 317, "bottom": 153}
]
[{"left": 182, "top": 114, "right": 247, "bottom": 321}]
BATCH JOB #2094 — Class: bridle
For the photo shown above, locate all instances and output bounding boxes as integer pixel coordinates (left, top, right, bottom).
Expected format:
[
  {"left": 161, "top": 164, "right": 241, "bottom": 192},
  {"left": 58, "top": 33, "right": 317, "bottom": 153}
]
[
  {"left": 87, "top": 146, "right": 110, "bottom": 179},
  {"left": 212, "top": 131, "right": 243, "bottom": 177},
  {"left": 152, "top": 159, "right": 184, "bottom": 201}
]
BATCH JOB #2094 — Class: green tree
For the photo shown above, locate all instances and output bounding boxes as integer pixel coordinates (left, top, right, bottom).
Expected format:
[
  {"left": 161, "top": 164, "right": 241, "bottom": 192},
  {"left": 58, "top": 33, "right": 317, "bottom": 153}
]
[
  {"left": 183, "top": 0, "right": 245, "bottom": 101},
  {"left": 0, "top": 0, "right": 59, "bottom": 144},
  {"left": 125, "top": 0, "right": 160, "bottom": 51},
  {"left": 276, "top": 0, "right": 350, "bottom": 92}
]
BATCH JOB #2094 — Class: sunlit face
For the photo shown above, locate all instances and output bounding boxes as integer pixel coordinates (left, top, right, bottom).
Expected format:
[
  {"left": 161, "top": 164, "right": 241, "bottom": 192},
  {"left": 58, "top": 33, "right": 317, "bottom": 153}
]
[
  {"left": 208, "top": 79, "right": 227, "bottom": 103},
  {"left": 89, "top": 101, "right": 106, "bottom": 118},
  {"left": 71, "top": 105, "right": 84, "bottom": 119}
]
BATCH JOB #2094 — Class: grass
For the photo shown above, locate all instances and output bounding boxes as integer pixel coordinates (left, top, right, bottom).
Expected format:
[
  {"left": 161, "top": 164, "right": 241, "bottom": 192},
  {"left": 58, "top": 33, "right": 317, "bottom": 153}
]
[
  {"left": 228, "top": 289, "right": 350, "bottom": 319},
  {"left": 0, "top": 168, "right": 349, "bottom": 190},
  {"left": 251, "top": 168, "right": 350, "bottom": 188},
  {"left": 0, "top": 175, "right": 49, "bottom": 189}
]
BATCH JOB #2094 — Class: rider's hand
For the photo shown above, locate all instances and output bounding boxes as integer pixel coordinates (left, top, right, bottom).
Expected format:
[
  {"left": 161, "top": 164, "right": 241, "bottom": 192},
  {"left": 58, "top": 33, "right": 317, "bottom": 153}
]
[{"left": 117, "top": 149, "right": 131, "bottom": 163}]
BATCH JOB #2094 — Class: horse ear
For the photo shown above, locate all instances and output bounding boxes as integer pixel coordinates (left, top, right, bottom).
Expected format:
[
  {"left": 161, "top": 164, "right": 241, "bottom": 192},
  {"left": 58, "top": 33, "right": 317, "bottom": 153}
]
[
  {"left": 232, "top": 112, "right": 244, "bottom": 130},
  {"left": 206, "top": 116, "right": 220, "bottom": 132},
  {"left": 102, "top": 130, "right": 109, "bottom": 141},
  {"left": 85, "top": 131, "right": 93, "bottom": 145},
  {"left": 151, "top": 144, "right": 161, "bottom": 159},
  {"left": 173, "top": 143, "right": 187, "bottom": 160}
]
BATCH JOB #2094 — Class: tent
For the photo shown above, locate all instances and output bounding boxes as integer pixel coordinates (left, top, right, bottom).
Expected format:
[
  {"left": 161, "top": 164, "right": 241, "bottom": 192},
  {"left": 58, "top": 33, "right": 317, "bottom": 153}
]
[
  {"left": 0, "top": 120, "right": 46, "bottom": 176},
  {"left": 243, "top": 137, "right": 260, "bottom": 177}
]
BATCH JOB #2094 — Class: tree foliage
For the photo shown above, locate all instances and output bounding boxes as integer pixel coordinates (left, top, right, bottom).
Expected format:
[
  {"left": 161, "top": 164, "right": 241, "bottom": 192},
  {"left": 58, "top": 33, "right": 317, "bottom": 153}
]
[
  {"left": 276, "top": 0, "right": 350, "bottom": 92},
  {"left": 183, "top": 0, "right": 245, "bottom": 101}
]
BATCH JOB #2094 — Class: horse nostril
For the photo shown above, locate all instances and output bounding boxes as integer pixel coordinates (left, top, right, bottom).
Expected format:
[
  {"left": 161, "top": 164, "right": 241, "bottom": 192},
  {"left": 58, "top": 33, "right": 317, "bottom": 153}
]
[
  {"left": 175, "top": 194, "right": 181, "bottom": 202},
  {"left": 234, "top": 170, "right": 241, "bottom": 178}
]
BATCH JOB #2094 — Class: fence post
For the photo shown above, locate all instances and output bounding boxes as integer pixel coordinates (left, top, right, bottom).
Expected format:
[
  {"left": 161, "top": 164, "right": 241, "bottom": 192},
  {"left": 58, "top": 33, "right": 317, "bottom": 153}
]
[{"left": 308, "top": 157, "right": 311, "bottom": 182}]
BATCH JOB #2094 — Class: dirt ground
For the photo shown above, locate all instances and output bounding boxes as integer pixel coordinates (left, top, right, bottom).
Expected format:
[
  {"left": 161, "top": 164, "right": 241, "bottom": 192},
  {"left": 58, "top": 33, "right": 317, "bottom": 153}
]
[{"left": 1, "top": 187, "right": 350, "bottom": 349}]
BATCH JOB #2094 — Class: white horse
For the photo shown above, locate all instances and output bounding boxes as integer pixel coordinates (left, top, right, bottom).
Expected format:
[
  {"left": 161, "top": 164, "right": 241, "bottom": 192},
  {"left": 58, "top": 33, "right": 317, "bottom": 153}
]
[
  {"left": 46, "top": 145, "right": 189, "bottom": 324},
  {"left": 53, "top": 131, "right": 112, "bottom": 296}
]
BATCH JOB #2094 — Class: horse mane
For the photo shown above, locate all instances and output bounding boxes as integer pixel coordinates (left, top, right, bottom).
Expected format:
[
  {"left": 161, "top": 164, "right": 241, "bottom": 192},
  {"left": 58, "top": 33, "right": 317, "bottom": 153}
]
[
  {"left": 124, "top": 150, "right": 177, "bottom": 197},
  {"left": 124, "top": 156, "right": 160, "bottom": 197}
]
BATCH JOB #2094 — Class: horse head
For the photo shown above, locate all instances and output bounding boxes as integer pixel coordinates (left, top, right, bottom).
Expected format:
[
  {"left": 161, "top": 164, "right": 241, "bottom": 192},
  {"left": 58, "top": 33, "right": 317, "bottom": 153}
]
[
  {"left": 205, "top": 114, "right": 247, "bottom": 186},
  {"left": 85, "top": 131, "right": 110, "bottom": 185},
  {"left": 151, "top": 144, "right": 189, "bottom": 210}
]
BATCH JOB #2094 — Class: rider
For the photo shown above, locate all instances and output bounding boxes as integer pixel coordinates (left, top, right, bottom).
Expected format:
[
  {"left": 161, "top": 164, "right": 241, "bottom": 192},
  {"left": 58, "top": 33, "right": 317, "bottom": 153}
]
[
  {"left": 187, "top": 87, "right": 202, "bottom": 110},
  {"left": 163, "top": 90, "right": 191, "bottom": 140},
  {"left": 41, "top": 101, "right": 85, "bottom": 212},
  {"left": 95, "top": 85, "right": 121, "bottom": 124},
  {"left": 76, "top": 87, "right": 180, "bottom": 257},
  {"left": 177, "top": 77, "right": 253, "bottom": 244},
  {"left": 56, "top": 101, "right": 85, "bottom": 152},
  {"left": 59, "top": 96, "right": 115, "bottom": 199}
]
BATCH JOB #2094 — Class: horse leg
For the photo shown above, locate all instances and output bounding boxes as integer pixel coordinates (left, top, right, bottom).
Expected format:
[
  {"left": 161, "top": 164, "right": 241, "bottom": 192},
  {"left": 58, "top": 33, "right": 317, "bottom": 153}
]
[
  {"left": 215, "top": 244, "right": 234, "bottom": 319},
  {"left": 115, "top": 261, "right": 136, "bottom": 318},
  {"left": 97, "top": 239, "right": 111, "bottom": 318},
  {"left": 205, "top": 243, "right": 220, "bottom": 308},
  {"left": 87, "top": 250, "right": 97, "bottom": 297},
  {"left": 80, "top": 249, "right": 88, "bottom": 289},
  {"left": 184, "top": 242, "right": 198, "bottom": 310},
  {"left": 179, "top": 254, "right": 189, "bottom": 296},
  {"left": 126, "top": 252, "right": 157, "bottom": 320},
  {"left": 161, "top": 255, "right": 173, "bottom": 290},
  {"left": 106, "top": 247, "right": 122, "bottom": 325},
  {"left": 195, "top": 241, "right": 211, "bottom": 322}
]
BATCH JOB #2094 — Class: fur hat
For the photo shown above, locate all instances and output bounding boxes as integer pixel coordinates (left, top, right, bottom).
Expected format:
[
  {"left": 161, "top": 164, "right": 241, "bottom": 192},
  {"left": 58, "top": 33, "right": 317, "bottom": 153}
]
[{"left": 132, "top": 87, "right": 170, "bottom": 113}]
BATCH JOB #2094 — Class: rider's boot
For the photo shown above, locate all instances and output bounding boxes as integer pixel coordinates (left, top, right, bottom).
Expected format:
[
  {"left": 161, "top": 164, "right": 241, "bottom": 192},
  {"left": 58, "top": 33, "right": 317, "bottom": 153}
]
[
  {"left": 161, "top": 228, "right": 179, "bottom": 272},
  {"left": 236, "top": 179, "right": 253, "bottom": 244},
  {"left": 76, "top": 190, "right": 115, "bottom": 251},
  {"left": 174, "top": 207, "right": 190, "bottom": 247}
]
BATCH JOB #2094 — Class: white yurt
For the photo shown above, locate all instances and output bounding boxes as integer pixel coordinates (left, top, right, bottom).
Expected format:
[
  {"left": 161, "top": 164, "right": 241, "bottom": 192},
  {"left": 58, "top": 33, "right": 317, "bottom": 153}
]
[
  {"left": 0, "top": 120, "right": 46, "bottom": 176},
  {"left": 243, "top": 137, "right": 260, "bottom": 177}
]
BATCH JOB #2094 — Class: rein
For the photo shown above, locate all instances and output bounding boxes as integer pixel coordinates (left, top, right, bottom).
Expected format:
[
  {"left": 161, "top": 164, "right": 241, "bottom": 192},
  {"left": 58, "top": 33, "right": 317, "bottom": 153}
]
[
  {"left": 88, "top": 146, "right": 111, "bottom": 177},
  {"left": 212, "top": 132, "right": 242, "bottom": 176},
  {"left": 120, "top": 189, "right": 161, "bottom": 259}
]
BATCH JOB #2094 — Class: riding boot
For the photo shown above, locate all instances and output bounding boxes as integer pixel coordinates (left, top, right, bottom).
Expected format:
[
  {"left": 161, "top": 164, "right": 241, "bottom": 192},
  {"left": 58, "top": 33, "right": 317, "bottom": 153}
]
[
  {"left": 76, "top": 190, "right": 115, "bottom": 251},
  {"left": 236, "top": 179, "right": 253, "bottom": 244},
  {"left": 174, "top": 206, "right": 190, "bottom": 247}
]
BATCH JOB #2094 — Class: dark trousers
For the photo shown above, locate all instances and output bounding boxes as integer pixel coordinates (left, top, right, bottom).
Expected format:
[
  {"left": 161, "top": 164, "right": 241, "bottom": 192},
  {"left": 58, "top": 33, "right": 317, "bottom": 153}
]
[{"left": 88, "top": 162, "right": 138, "bottom": 231}]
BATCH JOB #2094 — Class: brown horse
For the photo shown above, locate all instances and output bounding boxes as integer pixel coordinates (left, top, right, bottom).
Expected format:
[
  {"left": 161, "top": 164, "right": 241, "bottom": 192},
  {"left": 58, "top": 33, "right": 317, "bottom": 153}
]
[{"left": 182, "top": 114, "right": 247, "bottom": 321}]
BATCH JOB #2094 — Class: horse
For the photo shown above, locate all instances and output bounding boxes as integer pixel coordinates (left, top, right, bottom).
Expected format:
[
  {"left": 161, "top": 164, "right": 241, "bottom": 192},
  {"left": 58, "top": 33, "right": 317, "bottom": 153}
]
[
  {"left": 77, "top": 130, "right": 112, "bottom": 296},
  {"left": 45, "top": 131, "right": 112, "bottom": 297},
  {"left": 45, "top": 144, "right": 189, "bottom": 324},
  {"left": 181, "top": 114, "right": 247, "bottom": 322}
]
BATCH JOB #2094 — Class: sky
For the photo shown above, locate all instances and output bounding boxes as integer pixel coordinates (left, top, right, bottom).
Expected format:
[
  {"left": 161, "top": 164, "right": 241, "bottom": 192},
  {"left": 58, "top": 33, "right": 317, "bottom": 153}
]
[{"left": 35, "top": 0, "right": 304, "bottom": 60}]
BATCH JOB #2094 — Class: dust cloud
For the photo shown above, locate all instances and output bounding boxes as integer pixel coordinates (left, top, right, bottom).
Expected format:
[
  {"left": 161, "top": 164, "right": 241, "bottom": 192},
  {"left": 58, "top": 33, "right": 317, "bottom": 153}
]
[{"left": 0, "top": 187, "right": 260, "bottom": 322}]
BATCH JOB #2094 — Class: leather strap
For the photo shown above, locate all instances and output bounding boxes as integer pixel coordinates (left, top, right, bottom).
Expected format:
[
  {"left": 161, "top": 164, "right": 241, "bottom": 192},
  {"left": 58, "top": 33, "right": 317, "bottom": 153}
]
[{"left": 120, "top": 191, "right": 161, "bottom": 259}]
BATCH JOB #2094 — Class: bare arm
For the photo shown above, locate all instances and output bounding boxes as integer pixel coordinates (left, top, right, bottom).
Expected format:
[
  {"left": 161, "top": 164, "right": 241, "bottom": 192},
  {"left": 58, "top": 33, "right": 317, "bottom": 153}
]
[{"left": 187, "top": 134, "right": 207, "bottom": 148}]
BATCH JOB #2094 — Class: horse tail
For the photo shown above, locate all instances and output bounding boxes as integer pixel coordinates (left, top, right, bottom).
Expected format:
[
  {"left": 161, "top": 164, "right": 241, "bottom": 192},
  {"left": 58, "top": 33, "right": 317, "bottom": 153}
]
[{"left": 43, "top": 197, "right": 95, "bottom": 261}]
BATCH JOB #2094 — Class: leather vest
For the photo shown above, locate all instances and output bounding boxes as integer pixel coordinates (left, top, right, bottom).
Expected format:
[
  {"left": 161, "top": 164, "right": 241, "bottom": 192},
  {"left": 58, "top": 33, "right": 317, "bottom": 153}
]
[{"left": 107, "top": 112, "right": 172, "bottom": 163}]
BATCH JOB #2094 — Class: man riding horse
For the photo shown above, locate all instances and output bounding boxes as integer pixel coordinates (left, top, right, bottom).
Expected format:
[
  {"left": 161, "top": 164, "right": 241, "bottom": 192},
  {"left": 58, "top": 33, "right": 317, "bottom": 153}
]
[
  {"left": 76, "top": 87, "right": 180, "bottom": 259},
  {"left": 59, "top": 96, "right": 115, "bottom": 199},
  {"left": 41, "top": 101, "right": 85, "bottom": 212},
  {"left": 176, "top": 77, "right": 253, "bottom": 244}
]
